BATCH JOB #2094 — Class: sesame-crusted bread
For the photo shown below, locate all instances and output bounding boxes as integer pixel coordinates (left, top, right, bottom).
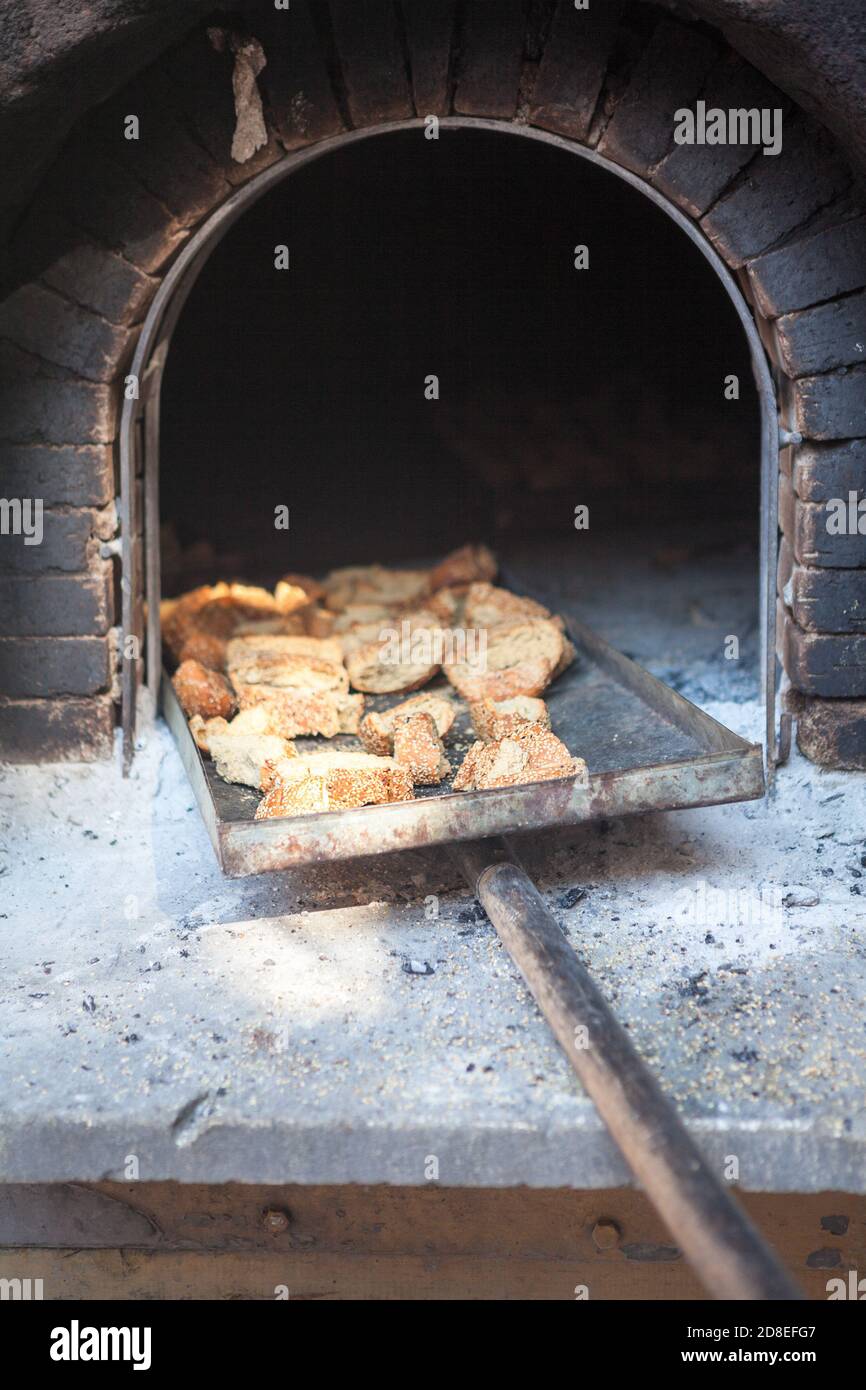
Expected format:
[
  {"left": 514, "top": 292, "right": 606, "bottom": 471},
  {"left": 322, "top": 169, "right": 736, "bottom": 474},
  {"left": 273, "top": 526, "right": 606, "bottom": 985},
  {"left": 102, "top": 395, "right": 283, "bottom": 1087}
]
[
  {"left": 469, "top": 696, "right": 551, "bottom": 741},
  {"left": 255, "top": 750, "right": 413, "bottom": 819},
  {"left": 236, "top": 686, "right": 364, "bottom": 738},
  {"left": 392, "top": 711, "right": 451, "bottom": 785},
  {"left": 172, "top": 659, "right": 237, "bottom": 720},
  {"left": 359, "top": 692, "right": 456, "bottom": 756},
  {"left": 453, "top": 723, "right": 586, "bottom": 791},
  {"left": 444, "top": 618, "right": 564, "bottom": 703}
]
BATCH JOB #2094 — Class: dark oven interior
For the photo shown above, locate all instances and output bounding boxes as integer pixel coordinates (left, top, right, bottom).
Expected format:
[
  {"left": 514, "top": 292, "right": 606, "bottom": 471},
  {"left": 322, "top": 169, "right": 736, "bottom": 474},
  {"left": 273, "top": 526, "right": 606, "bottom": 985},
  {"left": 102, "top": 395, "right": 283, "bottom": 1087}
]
[{"left": 158, "top": 126, "right": 761, "bottom": 668}]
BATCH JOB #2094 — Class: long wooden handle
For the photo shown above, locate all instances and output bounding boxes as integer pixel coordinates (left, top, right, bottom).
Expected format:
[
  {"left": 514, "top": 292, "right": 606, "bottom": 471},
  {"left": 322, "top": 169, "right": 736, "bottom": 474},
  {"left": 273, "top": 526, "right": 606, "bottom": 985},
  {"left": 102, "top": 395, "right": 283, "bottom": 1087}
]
[{"left": 453, "top": 839, "right": 802, "bottom": 1301}]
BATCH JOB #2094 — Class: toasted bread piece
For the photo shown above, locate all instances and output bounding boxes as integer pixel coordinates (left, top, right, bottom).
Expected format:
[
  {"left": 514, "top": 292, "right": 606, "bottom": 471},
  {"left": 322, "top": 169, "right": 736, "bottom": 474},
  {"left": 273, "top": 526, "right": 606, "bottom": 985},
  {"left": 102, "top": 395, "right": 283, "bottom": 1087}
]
[
  {"left": 323, "top": 564, "right": 429, "bottom": 612},
  {"left": 233, "top": 613, "right": 309, "bottom": 637},
  {"left": 162, "top": 583, "right": 231, "bottom": 659},
  {"left": 178, "top": 628, "right": 228, "bottom": 671},
  {"left": 393, "top": 712, "right": 451, "bottom": 785},
  {"left": 255, "top": 750, "right": 413, "bottom": 819},
  {"left": 304, "top": 605, "right": 336, "bottom": 638},
  {"left": 208, "top": 730, "right": 294, "bottom": 790},
  {"left": 463, "top": 582, "right": 551, "bottom": 628},
  {"left": 453, "top": 723, "right": 585, "bottom": 791},
  {"left": 469, "top": 696, "right": 551, "bottom": 741},
  {"left": 258, "top": 770, "right": 332, "bottom": 816},
  {"left": 226, "top": 634, "right": 344, "bottom": 668},
  {"left": 276, "top": 573, "right": 325, "bottom": 605},
  {"left": 444, "top": 618, "right": 564, "bottom": 702},
  {"left": 188, "top": 713, "right": 223, "bottom": 752},
  {"left": 172, "top": 659, "right": 237, "bottom": 720},
  {"left": 359, "top": 692, "right": 456, "bottom": 756},
  {"left": 426, "top": 587, "right": 466, "bottom": 626},
  {"left": 236, "top": 685, "right": 363, "bottom": 738},
  {"left": 345, "top": 642, "right": 439, "bottom": 695},
  {"left": 427, "top": 543, "right": 497, "bottom": 592},
  {"left": 230, "top": 652, "right": 349, "bottom": 695},
  {"left": 344, "top": 609, "right": 446, "bottom": 694}
]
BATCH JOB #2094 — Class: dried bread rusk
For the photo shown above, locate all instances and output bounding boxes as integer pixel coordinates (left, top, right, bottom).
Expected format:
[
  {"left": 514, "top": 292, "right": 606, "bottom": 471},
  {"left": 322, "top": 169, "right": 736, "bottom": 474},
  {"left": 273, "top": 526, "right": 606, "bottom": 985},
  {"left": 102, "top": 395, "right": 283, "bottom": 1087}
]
[
  {"left": 255, "top": 750, "right": 413, "bottom": 819},
  {"left": 208, "top": 730, "right": 295, "bottom": 789},
  {"left": 359, "top": 692, "right": 455, "bottom": 756},
  {"left": 236, "top": 685, "right": 364, "bottom": 738},
  {"left": 392, "top": 712, "right": 451, "bottom": 785},
  {"left": 453, "top": 722, "right": 586, "bottom": 791},
  {"left": 444, "top": 618, "right": 564, "bottom": 702},
  {"left": 172, "top": 659, "right": 237, "bottom": 719},
  {"left": 426, "top": 543, "right": 497, "bottom": 592},
  {"left": 469, "top": 696, "right": 550, "bottom": 741}
]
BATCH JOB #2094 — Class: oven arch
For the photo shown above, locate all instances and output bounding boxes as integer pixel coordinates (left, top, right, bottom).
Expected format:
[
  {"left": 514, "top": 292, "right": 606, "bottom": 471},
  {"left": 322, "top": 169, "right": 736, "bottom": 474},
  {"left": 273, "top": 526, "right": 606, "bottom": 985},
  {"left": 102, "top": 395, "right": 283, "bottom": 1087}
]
[{"left": 120, "top": 116, "right": 782, "bottom": 775}]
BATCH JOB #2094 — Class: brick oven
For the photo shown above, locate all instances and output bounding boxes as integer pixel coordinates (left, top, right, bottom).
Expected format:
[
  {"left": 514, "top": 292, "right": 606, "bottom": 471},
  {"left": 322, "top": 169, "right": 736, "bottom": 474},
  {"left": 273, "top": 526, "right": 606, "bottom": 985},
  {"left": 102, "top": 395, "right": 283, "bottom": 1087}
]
[{"left": 0, "top": 1, "right": 864, "bottom": 771}]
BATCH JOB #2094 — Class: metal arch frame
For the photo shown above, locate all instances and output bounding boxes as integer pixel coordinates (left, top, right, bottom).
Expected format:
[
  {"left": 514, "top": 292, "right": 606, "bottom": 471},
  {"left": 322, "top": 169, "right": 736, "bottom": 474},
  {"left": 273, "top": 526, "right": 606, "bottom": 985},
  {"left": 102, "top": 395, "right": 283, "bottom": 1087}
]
[{"left": 119, "top": 116, "right": 781, "bottom": 776}]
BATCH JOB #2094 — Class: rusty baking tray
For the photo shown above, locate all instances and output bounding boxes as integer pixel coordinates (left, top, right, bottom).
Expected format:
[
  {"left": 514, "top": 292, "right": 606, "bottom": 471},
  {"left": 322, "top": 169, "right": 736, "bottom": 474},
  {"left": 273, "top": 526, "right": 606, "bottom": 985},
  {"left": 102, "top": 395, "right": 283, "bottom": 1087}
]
[{"left": 161, "top": 605, "right": 764, "bottom": 877}]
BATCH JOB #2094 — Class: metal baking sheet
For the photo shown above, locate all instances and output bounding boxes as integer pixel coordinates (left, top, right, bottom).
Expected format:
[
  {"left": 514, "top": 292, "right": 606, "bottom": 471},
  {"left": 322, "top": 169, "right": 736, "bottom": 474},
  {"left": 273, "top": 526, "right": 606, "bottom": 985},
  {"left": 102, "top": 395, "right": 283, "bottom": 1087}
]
[{"left": 162, "top": 610, "right": 764, "bottom": 877}]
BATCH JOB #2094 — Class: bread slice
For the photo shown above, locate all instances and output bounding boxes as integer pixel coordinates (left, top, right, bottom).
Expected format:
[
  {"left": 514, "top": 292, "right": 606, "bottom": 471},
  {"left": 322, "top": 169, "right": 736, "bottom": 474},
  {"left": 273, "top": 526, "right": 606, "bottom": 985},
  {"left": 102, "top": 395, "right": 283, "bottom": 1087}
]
[
  {"left": 276, "top": 572, "right": 325, "bottom": 605},
  {"left": 226, "top": 633, "right": 344, "bottom": 668},
  {"left": 444, "top": 618, "right": 564, "bottom": 702},
  {"left": 469, "top": 696, "right": 550, "bottom": 741},
  {"left": 463, "top": 582, "right": 551, "bottom": 628},
  {"left": 208, "top": 730, "right": 295, "bottom": 790},
  {"left": 323, "top": 564, "right": 428, "bottom": 612},
  {"left": 427, "top": 543, "right": 497, "bottom": 592},
  {"left": 230, "top": 652, "right": 349, "bottom": 695},
  {"left": 172, "top": 659, "right": 237, "bottom": 719},
  {"left": 236, "top": 685, "right": 364, "bottom": 738},
  {"left": 255, "top": 750, "right": 413, "bottom": 819},
  {"left": 359, "top": 692, "right": 456, "bottom": 756},
  {"left": 453, "top": 723, "right": 586, "bottom": 791},
  {"left": 344, "top": 610, "right": 445, "bottom": 694},
  {"left": 393, "top": 712, "right": 451, "bottom": 785}
]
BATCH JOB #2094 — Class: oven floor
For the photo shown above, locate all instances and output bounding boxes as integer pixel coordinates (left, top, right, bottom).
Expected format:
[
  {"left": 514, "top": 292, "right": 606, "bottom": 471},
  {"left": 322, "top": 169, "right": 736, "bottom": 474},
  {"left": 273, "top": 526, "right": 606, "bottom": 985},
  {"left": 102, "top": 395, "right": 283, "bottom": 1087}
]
[{"left": 1, "top": 526, "right": 865, "bottom": 1193}]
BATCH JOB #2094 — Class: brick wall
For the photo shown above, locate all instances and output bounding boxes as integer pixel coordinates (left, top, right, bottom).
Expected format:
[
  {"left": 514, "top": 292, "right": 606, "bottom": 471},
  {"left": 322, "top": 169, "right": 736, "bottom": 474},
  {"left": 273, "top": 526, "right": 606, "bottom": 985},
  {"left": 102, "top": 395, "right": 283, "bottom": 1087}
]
[{"left": 0, "top": 0, "right": 864, "bottom": 766}]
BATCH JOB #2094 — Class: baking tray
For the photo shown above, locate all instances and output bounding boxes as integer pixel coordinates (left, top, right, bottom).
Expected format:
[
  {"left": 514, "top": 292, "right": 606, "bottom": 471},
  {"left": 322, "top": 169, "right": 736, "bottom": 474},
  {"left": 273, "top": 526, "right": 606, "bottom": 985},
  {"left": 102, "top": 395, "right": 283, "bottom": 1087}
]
[{"left": 162, "top": 607, "right": 764, "bottom": 877}]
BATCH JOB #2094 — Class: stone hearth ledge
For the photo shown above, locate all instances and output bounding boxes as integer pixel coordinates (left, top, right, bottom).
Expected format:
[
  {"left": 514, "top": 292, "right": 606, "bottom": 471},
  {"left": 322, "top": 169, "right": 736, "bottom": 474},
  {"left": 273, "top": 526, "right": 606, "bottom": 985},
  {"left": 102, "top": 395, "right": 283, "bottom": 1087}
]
[
  {"left": 1, "top": 705, "right": 864, "bottom": 1192},
  {"left": 2, "top": 520, "right": 866, "bottom": 1196}
]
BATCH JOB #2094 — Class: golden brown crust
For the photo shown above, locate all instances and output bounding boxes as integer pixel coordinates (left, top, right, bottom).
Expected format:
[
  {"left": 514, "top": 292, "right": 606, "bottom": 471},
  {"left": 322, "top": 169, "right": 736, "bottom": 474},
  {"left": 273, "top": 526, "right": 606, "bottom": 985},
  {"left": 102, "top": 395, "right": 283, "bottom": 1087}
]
[
  {"left": 235, "top": 686, "right": 364, "bottom": 738},
  {"left": 444, "top": 618, "right": 564, "bottom": 702},
  {"left": 344, "top": 613, "right": 443, "bottom": 694},
  {"left": 453, "top": 723, "right": 585, "bottom": 791},
  {"left": 178, "top": 628, "right": 228, "bottom": 670},
  {"left": 226, "top": 634, "right": 344, "bottom": 667},
  {"left": 427, "top": 543, "right": 497, "bottom": 593},
  {"left": 469, "top": 696, "right": 551, "bottom": 741},
  {"left": 463, "top": 582, "right": 551, "bottom": 628},
  {"left": 254, "top": 752, "right": 413, "bottom": 819},
  {"left": 276, "top": 573, "right": 325, "bottom": 605},
  {"left": 172, "top": 659, "right": 237, "bottom": 720},
  {"left": 323, "top": 564, "right": 429, "bottom": 613},
  {"left": 392, "top": 711, "right": 451, "bottom": 785},
  {"left": 358, "top": 692, "right": 456, "bottom": 756}
]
